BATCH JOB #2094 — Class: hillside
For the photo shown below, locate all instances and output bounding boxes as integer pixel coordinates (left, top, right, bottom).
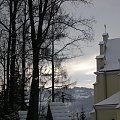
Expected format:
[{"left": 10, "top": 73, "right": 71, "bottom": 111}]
[{"left": 65, "top": 87, "right": 94, "bottom": 119}]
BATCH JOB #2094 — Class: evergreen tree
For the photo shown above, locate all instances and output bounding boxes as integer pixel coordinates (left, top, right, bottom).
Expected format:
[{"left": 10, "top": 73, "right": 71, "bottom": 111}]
[{"left": 80, "top": 106, "right": 87, "bottom": 120}]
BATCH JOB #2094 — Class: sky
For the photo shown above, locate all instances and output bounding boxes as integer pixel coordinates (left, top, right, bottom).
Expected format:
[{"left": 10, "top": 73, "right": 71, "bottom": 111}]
[{"left": 63, "top": 0, "right": 120, "bottom": 88}]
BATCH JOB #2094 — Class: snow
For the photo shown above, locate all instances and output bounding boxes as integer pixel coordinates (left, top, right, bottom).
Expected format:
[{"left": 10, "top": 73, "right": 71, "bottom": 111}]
[
  {"left": 116, "top": 104, "right": 120, "bottom": 108},
  {"left": 102, "top": 33, "right": 109, "bottom": 36},
  {"left": 93, "top": 81, "right": 98, "bottom": 85},
  {"left": 90, "top": 109, "right": 95, "bottom": 114},
  {"left": 49, "top": 102, "right": 71, "bottom": 120},
  {"left": 99, "top": 41, "right": 104, "bottom": 45},
  {"left": 95, "top": 91, "right": 120, "bottom": 109},
  {"left": 100, "top": 38, "right": 120, "bottom": 71},
  {"left": 18, "top": 111, "right": 27, "bottom": 120},
  {"left": 96, "top": 55, "right": 104, "bottom": 59},
  {"left": 35, "top": 77, "right": 39, "bottom": 80}
]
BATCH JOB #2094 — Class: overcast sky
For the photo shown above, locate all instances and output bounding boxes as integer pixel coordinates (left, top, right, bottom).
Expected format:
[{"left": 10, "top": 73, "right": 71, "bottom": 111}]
[{"left": 63, "top": 0, "right": 120, "bottom": 88}]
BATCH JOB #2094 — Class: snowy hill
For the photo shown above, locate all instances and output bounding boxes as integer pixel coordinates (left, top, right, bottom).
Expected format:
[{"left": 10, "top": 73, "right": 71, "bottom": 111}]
[
  {"left": 65, "top": 87, "right": 94, "bottom": 119},
  {"left": 44, "top": 87, "right": 94, "bottom": 119},
  {"left": 26, "top": 87, "right": 94, "bottom": 119}
]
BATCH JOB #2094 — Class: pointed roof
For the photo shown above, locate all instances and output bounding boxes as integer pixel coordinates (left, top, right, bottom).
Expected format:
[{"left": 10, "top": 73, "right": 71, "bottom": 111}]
[
  {"left": 100, "top": 38, "right": 120, "bottom": 71},
  {"left": 46, "top": 102, "right": 71, "bottom": 120}
]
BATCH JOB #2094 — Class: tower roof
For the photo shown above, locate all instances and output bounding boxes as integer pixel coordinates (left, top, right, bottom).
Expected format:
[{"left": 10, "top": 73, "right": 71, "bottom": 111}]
[
  {"left": 100, "top": 38, "right": 120, "bottom": 71},
  {"left": 46, "top": 102, "right": 71, "bottom": 120}
]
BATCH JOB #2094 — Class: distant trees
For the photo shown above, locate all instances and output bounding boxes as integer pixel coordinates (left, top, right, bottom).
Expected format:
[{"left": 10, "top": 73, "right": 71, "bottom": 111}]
[
  {"left": 0, "top": 0, "right": 94, "bottom": 119},
  {"left": 38, "top": 59, "right": 74, "bottom": 117}
]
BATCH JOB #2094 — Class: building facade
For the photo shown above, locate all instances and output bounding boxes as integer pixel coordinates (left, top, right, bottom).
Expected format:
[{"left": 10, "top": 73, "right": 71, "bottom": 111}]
[{"left": 91, "top": 33, "right": 120, "bottom": 120}]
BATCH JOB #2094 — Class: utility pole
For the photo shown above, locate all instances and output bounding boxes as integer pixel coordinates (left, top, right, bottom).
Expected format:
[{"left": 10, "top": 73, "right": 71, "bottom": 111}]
[
  {"left": 52, "top": 34, "right": 55, "bottom": 102},
  {"left": 52, "top": 4, "right": 55, "bottom": 102}
]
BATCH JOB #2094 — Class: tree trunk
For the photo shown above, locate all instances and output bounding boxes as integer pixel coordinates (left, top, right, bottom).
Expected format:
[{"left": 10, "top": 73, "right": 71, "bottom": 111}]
[
  {"left": 26, "top": 48, "right": 39, "bottom": 120},
  {"left": 21, "top": 24, "right": 26, "bottom": 110},
  {"left": 27, "top": 0, "right": 40, "bottom": 119},
  {"left": 6, "top": 0, "right": 12, "bottom": 103},
  {"left": 9, "top": 0, "right": 17, "bottom": 107},
  {"left": 52, "top": 39, "right": 55, "bottom": 102},
  {"left": 21, "top": 1, "right": 27, "bottom": 110}
]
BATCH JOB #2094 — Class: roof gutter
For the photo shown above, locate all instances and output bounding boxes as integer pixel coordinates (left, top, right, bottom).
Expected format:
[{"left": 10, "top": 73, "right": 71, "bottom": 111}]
[{"left": 100, "top": 69, "right": 120, "bottom": 72}]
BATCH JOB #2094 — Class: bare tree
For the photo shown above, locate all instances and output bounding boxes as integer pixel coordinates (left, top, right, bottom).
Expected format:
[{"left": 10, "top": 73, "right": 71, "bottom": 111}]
[
  {"left": 0, "top": 0, "right": 94, "bottom": 119},
  {"left": 0, "top": 0, "right": 31, "bottom": 118},
  {"left": 27, "top": 0, "right": 94, "bottom": 120}
]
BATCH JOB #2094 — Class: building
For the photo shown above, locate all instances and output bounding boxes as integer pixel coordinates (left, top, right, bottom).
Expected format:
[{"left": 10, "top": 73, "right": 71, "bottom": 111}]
[
  {"left": 91, "top": 33, "right": 120, "bottom": 120},
  {"left": 46, "top": 102, "right": 71, "bottom": 120}
]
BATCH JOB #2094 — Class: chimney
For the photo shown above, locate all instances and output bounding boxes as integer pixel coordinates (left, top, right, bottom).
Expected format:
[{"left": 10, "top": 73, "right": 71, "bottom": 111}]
[{"left": 102, "top": 33, "right": 109, "bottom": 41}]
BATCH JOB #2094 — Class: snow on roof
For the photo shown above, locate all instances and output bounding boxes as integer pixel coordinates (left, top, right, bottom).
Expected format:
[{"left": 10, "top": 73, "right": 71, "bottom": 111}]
[
  {"left": 49, "top": 102, "right": 71, "bottom": 120},
  {"left": 102, "top": 33, "right": 109, "bottom": 37},
  {"left": 99, "top": 41, "right": 104, "bottom": 45},
  {"left": 102, "top": 33, "right": 108, "bottom": 36},
  {"left": 96, "top": 55, "right": 104, "bottom": 59},
  {"left": 100, "top": 38, "right": 120, "bottom": 71},
  {"left": 90, "top": 109, "right": 95, "bottom": 114},
  {"left": 95, "top": 91, "right": 120, "bottom": 109}
]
